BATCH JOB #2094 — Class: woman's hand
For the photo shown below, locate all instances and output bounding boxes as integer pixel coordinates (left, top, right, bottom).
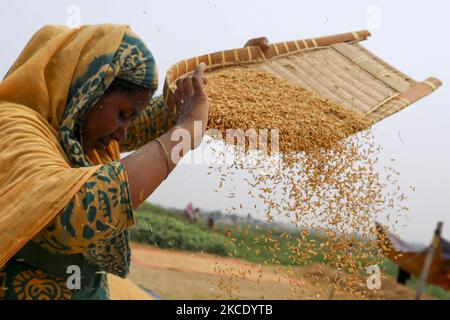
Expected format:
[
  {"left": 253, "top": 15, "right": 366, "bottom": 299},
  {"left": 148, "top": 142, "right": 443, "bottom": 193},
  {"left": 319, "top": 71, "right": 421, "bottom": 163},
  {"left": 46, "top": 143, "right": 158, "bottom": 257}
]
[
  {"left": 174, "top": 63, "right": 209, "bottom": 149},
  {"left": 244, "top": 37, "right": 270, "bottom": 51}
]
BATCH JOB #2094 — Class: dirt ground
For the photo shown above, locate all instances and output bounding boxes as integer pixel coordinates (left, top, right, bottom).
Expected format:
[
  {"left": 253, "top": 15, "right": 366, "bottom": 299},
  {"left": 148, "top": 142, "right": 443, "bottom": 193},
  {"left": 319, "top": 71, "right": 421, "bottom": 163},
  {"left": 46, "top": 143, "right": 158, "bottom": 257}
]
[{"left": 128, "top": 242, "right": 431, "bottom": 300}]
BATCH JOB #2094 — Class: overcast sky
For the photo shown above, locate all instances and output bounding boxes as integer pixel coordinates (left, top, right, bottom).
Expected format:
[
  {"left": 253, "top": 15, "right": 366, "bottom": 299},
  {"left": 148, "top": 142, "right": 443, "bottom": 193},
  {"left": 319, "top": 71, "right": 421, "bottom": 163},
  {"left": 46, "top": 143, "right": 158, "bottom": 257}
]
[{"left": 1, "top": 0, "right": 448, "bottom": 243}]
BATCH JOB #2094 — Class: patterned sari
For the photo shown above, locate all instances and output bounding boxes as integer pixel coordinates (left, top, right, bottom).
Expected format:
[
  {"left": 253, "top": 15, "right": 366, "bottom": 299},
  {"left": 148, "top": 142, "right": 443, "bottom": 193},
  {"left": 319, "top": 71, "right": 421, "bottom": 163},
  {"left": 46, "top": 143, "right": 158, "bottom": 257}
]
[{"left": 0, "top": 24, "right": 175, "bottom": 300}]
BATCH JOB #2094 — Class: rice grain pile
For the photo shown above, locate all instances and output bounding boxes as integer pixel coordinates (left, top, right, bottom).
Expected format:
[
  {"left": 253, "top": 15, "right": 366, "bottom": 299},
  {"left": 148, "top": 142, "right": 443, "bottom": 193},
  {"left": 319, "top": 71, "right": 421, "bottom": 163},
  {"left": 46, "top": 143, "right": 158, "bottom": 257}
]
[
  {"left": 201, "top": 67, "right": 409, "bottom": 299},
  {"left": 206, "top": 67, "right": 371, "bottom": 153}
]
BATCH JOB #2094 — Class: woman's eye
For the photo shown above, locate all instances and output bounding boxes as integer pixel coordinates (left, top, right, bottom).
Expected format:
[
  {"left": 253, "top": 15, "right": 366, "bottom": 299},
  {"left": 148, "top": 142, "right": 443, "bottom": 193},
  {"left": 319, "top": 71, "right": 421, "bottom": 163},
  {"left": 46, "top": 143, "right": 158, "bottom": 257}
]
[{"left": 119, "top": 111, "right": 127, "bottom": 120}]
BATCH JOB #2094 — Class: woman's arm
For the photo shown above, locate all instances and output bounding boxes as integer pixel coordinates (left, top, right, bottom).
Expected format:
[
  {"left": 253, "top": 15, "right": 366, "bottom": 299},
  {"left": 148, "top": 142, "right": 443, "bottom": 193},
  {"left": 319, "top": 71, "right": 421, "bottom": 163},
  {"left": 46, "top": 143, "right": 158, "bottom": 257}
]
[{"left": 121, "top": 63, "right": 209, "bottom": 208}]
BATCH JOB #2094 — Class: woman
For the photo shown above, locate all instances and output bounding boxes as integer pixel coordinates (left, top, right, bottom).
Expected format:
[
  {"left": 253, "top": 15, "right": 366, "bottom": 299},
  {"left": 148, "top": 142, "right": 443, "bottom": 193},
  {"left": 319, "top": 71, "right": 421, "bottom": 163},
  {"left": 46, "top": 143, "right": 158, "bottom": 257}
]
[{"left": 0, "top": 24, "right": 268, "bottom": 300}]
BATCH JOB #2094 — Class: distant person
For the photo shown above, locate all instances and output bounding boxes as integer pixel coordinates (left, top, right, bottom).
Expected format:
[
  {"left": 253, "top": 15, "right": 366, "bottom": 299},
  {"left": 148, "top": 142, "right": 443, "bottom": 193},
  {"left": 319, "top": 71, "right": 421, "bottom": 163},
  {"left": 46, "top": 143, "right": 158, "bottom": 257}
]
[
  {"left": 207, "top": 216, "right": 215, "bottom": 230},
  {"left": 185, "top": 202, "right": 194, "bottom": 221},
  {"left": 397, "top": 267, "right": 411, "bottom": 285}
]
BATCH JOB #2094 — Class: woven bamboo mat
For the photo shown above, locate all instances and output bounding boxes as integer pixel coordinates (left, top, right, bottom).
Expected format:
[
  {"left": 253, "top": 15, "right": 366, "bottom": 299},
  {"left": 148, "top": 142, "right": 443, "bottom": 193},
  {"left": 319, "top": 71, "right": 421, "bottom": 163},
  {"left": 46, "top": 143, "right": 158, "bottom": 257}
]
[{"left": 164, "top": 30, "right": 442, "bottom": 125}]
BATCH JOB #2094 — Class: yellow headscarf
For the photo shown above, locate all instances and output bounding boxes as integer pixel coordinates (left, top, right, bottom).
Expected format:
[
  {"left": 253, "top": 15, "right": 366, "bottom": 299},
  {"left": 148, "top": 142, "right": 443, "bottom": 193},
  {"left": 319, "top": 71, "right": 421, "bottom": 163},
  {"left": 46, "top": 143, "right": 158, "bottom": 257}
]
[{"left": 0, "top": 24, "right": 158, "bottom": 269}]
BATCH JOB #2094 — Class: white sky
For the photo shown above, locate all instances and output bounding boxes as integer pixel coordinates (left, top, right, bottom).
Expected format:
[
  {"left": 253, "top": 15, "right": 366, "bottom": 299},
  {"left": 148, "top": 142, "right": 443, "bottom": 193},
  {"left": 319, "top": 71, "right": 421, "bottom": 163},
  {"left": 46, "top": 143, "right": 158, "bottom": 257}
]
[{"left": 1, "top": 0, "right": 449, "bottom": 243}]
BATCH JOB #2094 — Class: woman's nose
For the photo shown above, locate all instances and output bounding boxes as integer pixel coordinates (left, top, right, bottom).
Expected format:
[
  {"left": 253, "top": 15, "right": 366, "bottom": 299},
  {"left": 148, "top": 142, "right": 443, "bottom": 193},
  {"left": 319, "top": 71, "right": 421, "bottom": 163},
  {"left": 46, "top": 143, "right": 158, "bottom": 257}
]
[{"left": 112, "top": 123, "right": 127, "bottom": 142}]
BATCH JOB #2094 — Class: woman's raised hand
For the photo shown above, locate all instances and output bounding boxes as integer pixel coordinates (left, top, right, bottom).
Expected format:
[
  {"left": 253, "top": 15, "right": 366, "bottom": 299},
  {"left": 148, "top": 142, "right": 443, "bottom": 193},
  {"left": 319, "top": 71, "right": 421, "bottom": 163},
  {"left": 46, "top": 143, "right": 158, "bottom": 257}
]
[
  {"left": 174, "top": 63, "right": 209, "bottom": 149},
  {"left": 172, "top": 37, "right": 270, "bottom": 149}
]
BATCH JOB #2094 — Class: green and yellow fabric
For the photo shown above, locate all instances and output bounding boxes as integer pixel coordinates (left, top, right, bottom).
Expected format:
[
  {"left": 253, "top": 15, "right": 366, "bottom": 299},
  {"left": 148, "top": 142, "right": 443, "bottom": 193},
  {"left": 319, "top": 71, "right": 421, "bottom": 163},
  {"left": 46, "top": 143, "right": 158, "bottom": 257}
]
[{"left": 0, "top": 24, "right": 175, "bottom": 299}]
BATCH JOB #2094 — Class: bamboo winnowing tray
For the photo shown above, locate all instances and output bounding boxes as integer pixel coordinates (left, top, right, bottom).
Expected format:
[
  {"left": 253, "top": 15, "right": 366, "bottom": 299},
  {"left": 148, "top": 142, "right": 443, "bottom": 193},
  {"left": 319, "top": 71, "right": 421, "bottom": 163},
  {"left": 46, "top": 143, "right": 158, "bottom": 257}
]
[{"left": 164, "top": 30, "right": 442, "bottom": 127}]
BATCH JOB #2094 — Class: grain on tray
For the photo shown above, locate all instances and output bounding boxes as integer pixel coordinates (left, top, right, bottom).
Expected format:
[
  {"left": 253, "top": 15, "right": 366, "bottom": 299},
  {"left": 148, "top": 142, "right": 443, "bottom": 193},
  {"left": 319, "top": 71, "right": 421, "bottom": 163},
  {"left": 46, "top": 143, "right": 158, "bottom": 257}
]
[{"left": 205, "top": 67, "right": 372, "bottom": 153}]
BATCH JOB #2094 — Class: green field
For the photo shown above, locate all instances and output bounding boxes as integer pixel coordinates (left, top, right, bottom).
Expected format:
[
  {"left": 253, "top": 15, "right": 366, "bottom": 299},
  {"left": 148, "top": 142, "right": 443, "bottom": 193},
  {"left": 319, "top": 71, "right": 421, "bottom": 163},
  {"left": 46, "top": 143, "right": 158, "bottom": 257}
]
[{"left": 131, "top": 202, "right": 450, "bottom": 300}]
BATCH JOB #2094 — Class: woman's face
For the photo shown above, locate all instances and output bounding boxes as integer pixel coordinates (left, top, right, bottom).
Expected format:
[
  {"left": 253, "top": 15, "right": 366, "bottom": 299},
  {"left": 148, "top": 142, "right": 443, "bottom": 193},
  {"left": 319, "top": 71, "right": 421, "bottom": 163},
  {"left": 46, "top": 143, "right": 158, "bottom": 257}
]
[{"left": 81, "top": 88, "right": 152, "bottom": 153}]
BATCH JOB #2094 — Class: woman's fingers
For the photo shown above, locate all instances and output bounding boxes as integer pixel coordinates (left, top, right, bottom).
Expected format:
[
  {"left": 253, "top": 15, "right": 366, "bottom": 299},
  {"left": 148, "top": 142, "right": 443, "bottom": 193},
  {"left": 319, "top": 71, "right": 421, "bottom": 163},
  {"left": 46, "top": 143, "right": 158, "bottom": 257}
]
[
  {"left": 175, "top": 93, "right": 182, "bottom": 107},
  {"left": 175, "top": 81, "right": 183, "bottom": 107},
  {"left": 244, "top": 37, "right": 270, "bottom": 51},
  {"left": 193, "top": 62, "right": 206, "bottom": 77},
  {"left": 258, "top": 37, "right": 270, "bottom": 51},
  {"left": 183, "top": 76, "right": 194, "bottom": 98},
  {"left": 175, "top": 63, "right": 207, "bottom": 107},
  {"left": 192, "top": 63, "right": 207, "bottom": 98},
  {"left": 175, "top": 78, "right": 185, "bottom": 105}
]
